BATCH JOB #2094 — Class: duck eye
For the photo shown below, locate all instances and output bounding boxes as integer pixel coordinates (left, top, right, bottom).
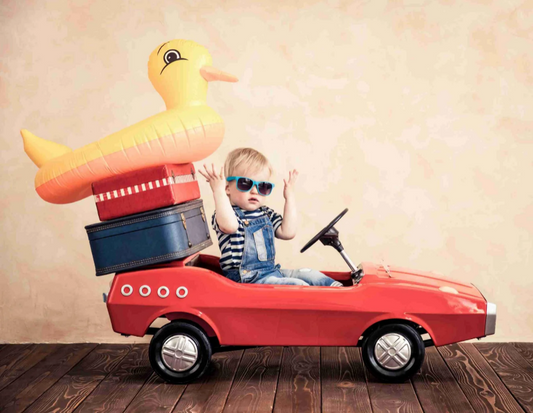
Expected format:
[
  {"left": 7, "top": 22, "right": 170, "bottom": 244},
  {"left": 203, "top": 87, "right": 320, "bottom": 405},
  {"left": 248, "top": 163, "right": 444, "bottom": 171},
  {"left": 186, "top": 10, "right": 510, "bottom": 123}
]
[{"left": 164, "top": 49, "right": 181, "bottom": 64}]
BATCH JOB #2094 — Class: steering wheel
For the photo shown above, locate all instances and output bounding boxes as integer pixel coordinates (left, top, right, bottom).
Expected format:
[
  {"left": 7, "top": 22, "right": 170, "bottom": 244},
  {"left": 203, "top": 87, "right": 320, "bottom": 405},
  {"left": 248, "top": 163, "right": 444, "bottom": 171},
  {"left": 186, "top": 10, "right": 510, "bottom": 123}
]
[{"left": 300, "top": 208, "right": 349, "bottom": 253}]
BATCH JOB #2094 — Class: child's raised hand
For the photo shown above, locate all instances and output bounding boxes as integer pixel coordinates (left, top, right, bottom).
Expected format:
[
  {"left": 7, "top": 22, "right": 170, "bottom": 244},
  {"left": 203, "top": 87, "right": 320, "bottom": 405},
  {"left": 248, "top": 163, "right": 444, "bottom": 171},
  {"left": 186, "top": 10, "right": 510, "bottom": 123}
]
[
  {"left": 283, "top": 169, "right": 299, "bottom": 200},
  {"left": 198, "top": 164, "right": 226, "bottom": 193}
]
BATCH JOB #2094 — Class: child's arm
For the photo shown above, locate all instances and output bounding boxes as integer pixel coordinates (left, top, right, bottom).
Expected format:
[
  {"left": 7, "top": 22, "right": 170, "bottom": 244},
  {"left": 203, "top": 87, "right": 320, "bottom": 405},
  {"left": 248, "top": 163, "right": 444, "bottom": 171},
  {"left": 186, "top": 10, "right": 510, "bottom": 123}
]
[
  {"left": 198, "top": 164, "right": 239, "bottom": 234},
  {"left": 275, "top": 169, "right": 298, "bottom": 240}
]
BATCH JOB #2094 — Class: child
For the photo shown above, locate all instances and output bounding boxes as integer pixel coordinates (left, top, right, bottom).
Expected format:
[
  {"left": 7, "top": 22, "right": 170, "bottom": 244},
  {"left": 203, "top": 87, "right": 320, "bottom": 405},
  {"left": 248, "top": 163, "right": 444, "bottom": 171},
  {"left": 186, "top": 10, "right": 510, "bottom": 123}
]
[{"left": 199, "top": 148, "right": 342, "bottom": 287}]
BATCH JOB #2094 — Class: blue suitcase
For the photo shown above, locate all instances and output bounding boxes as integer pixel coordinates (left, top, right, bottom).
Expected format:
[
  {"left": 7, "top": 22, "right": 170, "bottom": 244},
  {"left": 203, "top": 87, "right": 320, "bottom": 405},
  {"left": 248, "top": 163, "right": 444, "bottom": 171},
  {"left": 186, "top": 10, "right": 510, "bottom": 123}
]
[{"left": 85, "top": 199, "right": 212, "bottom": 276}]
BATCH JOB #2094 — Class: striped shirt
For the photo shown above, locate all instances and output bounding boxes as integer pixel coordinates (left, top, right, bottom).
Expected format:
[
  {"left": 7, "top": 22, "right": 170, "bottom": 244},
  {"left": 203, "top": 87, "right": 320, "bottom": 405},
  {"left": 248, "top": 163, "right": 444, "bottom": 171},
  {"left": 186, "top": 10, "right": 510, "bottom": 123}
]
[{"left": 212, "top": 205, "right": 283, "bottom": 271}]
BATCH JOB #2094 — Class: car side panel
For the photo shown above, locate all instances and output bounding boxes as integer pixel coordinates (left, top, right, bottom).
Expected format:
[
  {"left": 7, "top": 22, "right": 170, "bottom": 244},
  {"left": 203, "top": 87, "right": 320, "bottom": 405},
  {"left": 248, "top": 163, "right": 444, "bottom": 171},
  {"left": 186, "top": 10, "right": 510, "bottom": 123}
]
[{"left": 107, "top": 266, "right": 487, "bottom": 347}]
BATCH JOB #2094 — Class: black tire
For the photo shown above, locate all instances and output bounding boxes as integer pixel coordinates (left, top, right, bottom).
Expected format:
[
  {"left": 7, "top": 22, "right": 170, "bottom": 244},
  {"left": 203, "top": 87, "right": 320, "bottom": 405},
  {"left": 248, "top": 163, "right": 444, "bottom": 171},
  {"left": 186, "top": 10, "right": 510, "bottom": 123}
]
[
  {"left": 362, "top": 323, "right": 425, "bottom": 383},
  {"left": 149, "top": 321, "right": 212, "bottom": 384}
]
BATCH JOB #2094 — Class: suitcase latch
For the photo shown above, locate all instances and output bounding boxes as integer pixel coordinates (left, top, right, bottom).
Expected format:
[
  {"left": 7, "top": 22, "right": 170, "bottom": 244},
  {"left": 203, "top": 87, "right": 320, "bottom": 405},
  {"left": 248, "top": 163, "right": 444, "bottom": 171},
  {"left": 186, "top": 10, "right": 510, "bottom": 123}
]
[
  {"left": 200, "top": 207, "right": 206, "bottom": 222},
  {"left": 181, "top": 213, "right": 187, "bottom": 230},
  {"left": 181, "top": 213, "right": 192, "bottom": 247}
]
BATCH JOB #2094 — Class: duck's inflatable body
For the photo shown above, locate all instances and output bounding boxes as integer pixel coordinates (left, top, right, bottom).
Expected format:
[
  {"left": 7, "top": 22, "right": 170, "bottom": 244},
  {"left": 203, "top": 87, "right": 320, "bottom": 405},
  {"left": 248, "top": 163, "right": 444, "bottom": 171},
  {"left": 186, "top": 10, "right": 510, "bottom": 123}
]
[{"left": 21, "top": 40, "right": 237, "bottom": 204}]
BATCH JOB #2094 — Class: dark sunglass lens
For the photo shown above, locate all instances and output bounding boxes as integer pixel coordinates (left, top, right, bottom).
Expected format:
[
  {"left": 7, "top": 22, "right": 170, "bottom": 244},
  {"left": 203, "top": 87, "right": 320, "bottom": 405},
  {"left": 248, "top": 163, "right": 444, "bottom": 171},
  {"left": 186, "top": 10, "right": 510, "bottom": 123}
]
[
  {"left": 257, "top": 182, "right": 273, "bottom": 195},
  {"left": 237, "top": 178, "right": 253, "bottom": 191}
]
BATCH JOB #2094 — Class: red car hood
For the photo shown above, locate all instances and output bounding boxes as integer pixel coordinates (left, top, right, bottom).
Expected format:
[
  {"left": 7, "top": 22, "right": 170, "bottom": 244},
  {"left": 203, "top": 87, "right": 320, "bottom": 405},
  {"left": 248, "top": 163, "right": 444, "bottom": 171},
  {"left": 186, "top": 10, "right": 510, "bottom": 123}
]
[{"left": 360, "top": 262, "right": 485, "bottom": 300}]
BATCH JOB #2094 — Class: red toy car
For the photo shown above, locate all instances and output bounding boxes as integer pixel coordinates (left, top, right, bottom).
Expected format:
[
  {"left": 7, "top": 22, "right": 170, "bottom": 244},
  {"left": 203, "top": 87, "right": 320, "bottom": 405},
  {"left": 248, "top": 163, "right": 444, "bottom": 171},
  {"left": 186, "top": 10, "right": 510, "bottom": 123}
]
[{"left": 105, "top": 209, "right": 496, "bottom": 383}]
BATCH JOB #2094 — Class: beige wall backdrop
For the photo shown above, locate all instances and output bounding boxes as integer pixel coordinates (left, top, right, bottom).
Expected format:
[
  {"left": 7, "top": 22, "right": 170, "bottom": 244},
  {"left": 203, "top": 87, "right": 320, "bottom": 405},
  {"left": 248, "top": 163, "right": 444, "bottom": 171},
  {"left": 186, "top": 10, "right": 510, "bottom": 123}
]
[{"left": 1, "top": 0, "right": 532, "bottom": 343}]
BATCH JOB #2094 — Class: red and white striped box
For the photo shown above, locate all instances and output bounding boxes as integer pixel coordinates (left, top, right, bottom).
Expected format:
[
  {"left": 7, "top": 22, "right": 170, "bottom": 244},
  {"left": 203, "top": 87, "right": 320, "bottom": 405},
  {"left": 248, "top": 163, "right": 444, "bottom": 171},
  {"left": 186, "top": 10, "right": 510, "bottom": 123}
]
[{"left": 92, "top": 164, "right": 200, "bottom": 221}]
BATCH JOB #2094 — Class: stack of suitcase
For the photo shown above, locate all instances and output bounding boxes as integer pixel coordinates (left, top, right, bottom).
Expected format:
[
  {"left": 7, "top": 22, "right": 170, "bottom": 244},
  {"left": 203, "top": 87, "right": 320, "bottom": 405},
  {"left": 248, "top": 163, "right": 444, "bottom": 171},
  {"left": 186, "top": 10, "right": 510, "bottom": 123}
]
[{"left": 85, "top": 164, "right": 212, "bottom": 276}]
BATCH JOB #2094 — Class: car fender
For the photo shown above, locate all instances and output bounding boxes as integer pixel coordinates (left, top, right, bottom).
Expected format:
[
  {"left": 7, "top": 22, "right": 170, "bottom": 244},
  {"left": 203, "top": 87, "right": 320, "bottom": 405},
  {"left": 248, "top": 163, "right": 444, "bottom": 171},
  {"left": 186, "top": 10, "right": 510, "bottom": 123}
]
[
  {"left": 359, "top": 313, "right": 436, "bottom": 344},
  {"left": 163, "top": 310, "right": 220, "bottom": 339}
]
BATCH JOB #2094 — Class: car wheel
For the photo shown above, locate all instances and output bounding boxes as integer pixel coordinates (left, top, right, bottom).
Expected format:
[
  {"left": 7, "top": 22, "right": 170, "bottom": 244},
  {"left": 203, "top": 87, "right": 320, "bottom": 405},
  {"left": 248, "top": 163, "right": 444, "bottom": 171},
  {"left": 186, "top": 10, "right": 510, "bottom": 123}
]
[
  {"left": 362, "top": 323, "right": 425, "bottom": 383},
  {"left": 149, "top": 321, "right": 212, "bottom": 384}
]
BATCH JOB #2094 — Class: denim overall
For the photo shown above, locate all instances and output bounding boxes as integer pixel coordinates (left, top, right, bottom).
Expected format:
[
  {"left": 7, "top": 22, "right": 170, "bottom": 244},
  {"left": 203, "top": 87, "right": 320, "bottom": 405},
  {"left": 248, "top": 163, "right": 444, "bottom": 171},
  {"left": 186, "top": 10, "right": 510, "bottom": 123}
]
[{"left": 223, "top": 208, "right": 339, "bottom": 286}]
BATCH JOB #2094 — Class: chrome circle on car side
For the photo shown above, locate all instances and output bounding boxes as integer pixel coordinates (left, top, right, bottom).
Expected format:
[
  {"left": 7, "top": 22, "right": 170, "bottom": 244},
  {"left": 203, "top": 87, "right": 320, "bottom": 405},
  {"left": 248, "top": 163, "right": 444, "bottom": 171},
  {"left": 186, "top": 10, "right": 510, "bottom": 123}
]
[
  {"left": 374, "top": 333, "right": 412, "bottom": 370},
  {"left": 161, "top": 335, "right": 199, "bottom": 372}
]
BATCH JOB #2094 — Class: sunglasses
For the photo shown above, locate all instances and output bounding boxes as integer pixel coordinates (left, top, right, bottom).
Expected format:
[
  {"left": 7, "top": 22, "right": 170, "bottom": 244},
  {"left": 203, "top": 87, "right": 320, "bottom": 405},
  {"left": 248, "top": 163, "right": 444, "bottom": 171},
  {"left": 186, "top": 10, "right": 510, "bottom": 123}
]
[{"left": 226, "top": 176, "right": 275, "bottom": 196}]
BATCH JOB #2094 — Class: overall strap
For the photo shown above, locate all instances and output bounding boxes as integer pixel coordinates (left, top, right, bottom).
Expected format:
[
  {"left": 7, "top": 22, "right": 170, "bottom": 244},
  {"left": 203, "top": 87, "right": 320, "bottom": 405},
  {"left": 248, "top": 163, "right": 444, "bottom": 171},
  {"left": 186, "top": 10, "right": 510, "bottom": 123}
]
[{"left": 233, "top": 206, "right": 246, "bottom": 219}]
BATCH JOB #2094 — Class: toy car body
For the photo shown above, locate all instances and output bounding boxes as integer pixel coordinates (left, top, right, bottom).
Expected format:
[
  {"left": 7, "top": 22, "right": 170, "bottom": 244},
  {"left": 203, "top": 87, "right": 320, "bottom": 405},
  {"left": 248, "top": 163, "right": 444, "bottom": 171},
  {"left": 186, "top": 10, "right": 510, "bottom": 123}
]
[{"left": 106, "top": 253, "right": 497, "bottom": 383}]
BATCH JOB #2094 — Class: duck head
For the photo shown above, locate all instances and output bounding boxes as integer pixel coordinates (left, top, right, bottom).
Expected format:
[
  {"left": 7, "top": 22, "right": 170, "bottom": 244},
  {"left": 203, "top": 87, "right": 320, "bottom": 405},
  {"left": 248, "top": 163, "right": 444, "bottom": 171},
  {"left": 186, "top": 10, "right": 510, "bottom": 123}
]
[{"left": 148, "top": 39, "right": 238, "bottom": 110}]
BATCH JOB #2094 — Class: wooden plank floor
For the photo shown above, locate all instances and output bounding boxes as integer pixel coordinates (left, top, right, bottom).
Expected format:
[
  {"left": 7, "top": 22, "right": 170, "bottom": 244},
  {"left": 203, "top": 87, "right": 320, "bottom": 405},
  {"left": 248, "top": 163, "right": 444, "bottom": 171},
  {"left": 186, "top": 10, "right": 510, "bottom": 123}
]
[{"left": 0, "top": 343, "right": 532, "bottom": 413}]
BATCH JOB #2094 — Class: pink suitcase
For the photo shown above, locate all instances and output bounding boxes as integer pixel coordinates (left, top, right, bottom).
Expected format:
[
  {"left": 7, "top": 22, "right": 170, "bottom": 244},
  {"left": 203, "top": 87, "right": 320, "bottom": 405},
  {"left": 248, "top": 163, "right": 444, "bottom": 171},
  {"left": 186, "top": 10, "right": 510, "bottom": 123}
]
[{"left": 92, "top": 164, "right": 200, "bottom": 221}]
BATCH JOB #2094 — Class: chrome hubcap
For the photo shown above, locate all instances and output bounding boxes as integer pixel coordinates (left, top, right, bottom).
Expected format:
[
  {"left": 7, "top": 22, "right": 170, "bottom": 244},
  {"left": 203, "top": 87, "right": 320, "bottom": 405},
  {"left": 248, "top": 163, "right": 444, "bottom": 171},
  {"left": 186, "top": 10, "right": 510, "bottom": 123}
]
[
  {"left": 374, "top": 333, "right": 412, "bottom": 370},
  {"left": 161, "top": 335, "right": 198, "bottom": 372}
]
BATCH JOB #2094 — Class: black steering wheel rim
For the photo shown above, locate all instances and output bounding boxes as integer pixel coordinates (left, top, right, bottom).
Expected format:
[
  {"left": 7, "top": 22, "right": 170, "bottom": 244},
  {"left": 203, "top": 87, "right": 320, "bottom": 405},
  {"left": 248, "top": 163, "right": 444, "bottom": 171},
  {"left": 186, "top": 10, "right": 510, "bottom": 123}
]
[{"left": 300, "top": 208, "right": 348, "bottom": 253}]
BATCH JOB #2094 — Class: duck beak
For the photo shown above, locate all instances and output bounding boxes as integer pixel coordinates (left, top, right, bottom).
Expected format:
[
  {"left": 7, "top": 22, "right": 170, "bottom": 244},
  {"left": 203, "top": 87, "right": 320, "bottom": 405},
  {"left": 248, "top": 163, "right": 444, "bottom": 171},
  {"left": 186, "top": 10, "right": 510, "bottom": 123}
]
[{"left": 200, "top": 66, "right": 238, "bottom": 82}]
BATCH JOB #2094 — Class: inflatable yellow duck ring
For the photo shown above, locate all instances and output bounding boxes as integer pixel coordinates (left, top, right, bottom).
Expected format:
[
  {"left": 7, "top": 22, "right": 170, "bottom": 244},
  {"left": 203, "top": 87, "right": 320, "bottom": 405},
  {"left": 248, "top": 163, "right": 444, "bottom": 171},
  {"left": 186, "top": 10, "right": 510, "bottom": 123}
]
[{"left": 21, "top": 39, "right": 238, "bottom": 204}]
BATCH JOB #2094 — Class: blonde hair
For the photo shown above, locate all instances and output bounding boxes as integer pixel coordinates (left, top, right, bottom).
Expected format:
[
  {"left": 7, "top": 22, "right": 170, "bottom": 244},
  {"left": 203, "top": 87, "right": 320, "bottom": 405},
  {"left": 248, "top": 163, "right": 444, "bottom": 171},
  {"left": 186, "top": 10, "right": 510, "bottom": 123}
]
[{"left": 224, "top": 148, "right": 273, "bottom": 178}]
